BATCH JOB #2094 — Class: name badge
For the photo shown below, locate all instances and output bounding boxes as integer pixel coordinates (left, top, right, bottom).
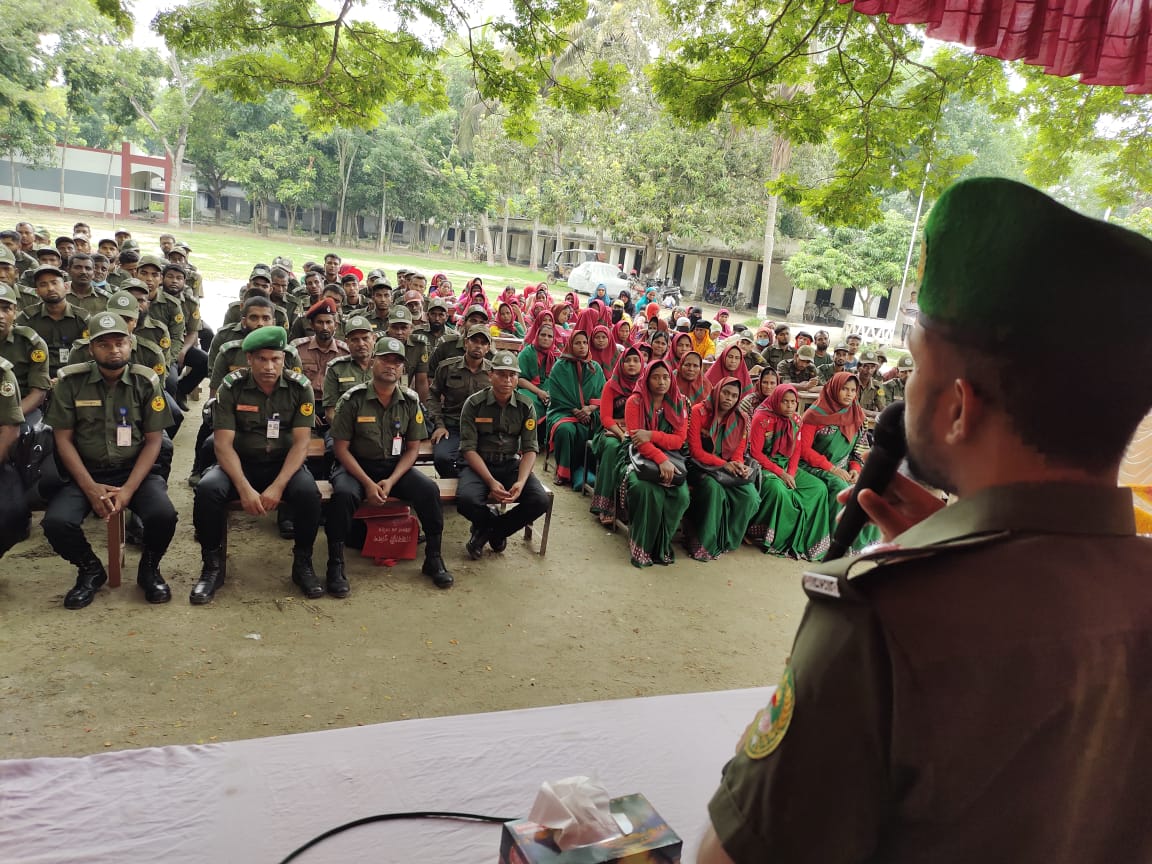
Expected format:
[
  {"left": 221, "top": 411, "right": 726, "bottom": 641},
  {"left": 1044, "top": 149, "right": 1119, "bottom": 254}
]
[
  {"left": 267, "top": 415, "right": 280, "bottom": 439},
  {"left": 392, "top": 435, "right": 402, "bottom": 457},
  {"left": 356, "top": 416, "right": 376, "bottom": 423},
  {"left": 236, "top": 404, "right": 260, "bottom": 413},
  {"left": 115, "top": 407, "right": 131, "bottom": 447},
  {"left": 338, "top": 376, "right": 355, "bottom": 383},
  {"left": 475, "top": 417, "right": 493, "bottom": 424},
  {"left": 75, "top": 400, "right": 102, "bottom": 408},
  {"left": 59, "top": 347, "right": 70, "bottom": 365}
]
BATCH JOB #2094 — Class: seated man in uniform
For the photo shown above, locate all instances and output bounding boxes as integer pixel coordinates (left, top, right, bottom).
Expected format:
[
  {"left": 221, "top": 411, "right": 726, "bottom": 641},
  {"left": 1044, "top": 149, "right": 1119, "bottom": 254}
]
[
  {"left": 776, "top": 344, "right": 821, "bottom": 391},
  {"left": 191, "top": 326, "right": 321, "bottom": 604},
  {"left": 818, "top": 343, "right": 850, "bottom": 383},
  {"left": 427, "top": 325, "right": 492, "bottom": 479},
  {"left": 325, "top": 336, "right": 453, "bottom": 595},
  {"left": 323, "top": 315, "right": 376, "bottom": 425},
  {"left": 855, "top": 348, "right": 887, "bottom": 419},
  {"left": 429, "top": 304, "right": 491, "bottom": 378},
  {"left": 422, "top": 297, "right": 457, "bottom": 354},
  {"left": 384, "top": 306, "right": 430, "bottom": 402},
  {"left": 290, "top": 298, "right": 350, "bottom": 423},
  {"left": 0, "top": 357, "right": 30, "bottom": 560},
  {"left": 17, "top": 265, "right": 89, "bottom": 379},
  {"left": 0, "top": 282, "right": 50, "bottom": 424},
  {"left": 698, "top": 177, "right": 1152, "bottom": 864},
  {"left": 43, "top": 313, "right": 177, "bottom": 609},
  {"left": 457, "top": 350, "right": 550, "bottom": 560},
  {"left": 882, "top": 354, "right": 914, "bottom": 402}
]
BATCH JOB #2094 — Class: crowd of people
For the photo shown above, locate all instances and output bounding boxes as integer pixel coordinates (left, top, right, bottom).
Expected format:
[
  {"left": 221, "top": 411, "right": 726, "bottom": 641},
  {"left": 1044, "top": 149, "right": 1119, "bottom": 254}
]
[{"left": 0, "top": 218, "right": 913, "bottom": 609}]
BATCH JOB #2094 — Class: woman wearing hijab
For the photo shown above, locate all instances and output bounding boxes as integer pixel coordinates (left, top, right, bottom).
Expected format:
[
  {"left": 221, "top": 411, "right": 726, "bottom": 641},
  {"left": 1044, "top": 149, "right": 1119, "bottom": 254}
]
[
  {"left": 715, "top": 308, "right": 734, "bottom": 339},
  {"left": 518, "top": 317, "right": 560, "bottom": 448},
  {"left": 747, "top": 384, "right": 831, "bottom": 560},
  {"left": 689, "top": 319, "right": 717, "bottom": 361},
  {"left": 648, "top": 329, "right": 670, "bottom": 361},
  {"left": 705, "top": 343, "right": 752, "bottom": 398},
  {"left": 550, "top": 302, "right": 574, "bottom": 348},
  {"left": 612, "top": 318, "right": 634, "bottom": 348},
  {"left": 674, "top": 350, "right": 711, "bottom": 407},
  {"left": 546, "top": 329, "right": 606, "bottom": 490},
  {"left": 564, "top": 291, "right": 581, "bottom": 316},
  {"left": 684, "top": 377, "right": 760, "bottom": 562},
  {"left": 739, "top": 368, "right": 778, "bottom": 416},
  {"left": 589, "top": 345, "right": 645, "bottom": 526},
  {"left": 589, "top": 324, "right": 620, "bottom": 376},
  {"left": 799, "top": 371, "right": 878, "bottom": 554},
  {"left": 623, "top": 358, "right": 690, "bottom": 568},
  {"left": 491, "top": 301, "right": 526, "bottom": 338},
  {"left": 670, "top": 332, "right": 693, "bottom": 366}
]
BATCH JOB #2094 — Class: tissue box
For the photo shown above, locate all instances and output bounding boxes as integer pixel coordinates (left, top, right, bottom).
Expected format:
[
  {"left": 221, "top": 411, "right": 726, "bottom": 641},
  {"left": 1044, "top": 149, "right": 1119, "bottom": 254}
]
[{"left": 499, "top": 794, "right": 681, "bottom": 864}]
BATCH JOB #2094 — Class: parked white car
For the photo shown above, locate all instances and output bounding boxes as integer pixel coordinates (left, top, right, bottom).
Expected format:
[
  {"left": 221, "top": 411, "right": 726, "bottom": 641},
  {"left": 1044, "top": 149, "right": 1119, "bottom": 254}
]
[{"left": 566, "top": 261, "right": 632, "bottom": 297}]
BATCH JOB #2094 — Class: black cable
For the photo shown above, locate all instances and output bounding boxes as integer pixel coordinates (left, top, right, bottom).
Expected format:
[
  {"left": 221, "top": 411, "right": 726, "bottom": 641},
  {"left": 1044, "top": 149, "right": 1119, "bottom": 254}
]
[{"left": 276, "top": 810, "right": 521, "bottom": 864}]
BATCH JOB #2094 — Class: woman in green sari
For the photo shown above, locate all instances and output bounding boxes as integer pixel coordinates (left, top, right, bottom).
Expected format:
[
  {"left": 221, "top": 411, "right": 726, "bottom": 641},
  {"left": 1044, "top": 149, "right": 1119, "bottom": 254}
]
[
  {"left": 623, "top": 358, "right": 690, "bottom": 567},
  {"left": 684, "top": 377, "right": 760, "bottom": 561},
  {"left": 747, "top": 384, "right": 832, "bottom": 559},
  {"left": 517, "top": 314, "right": 559, "bottom": 449},
  {"left": 547, "top": 329, "right": 606, "bottom": 490},
  {"left": 798, "top": 371, "right": 879, "bottom": 556},
  {"left": 589, "top": 345, "right": 644, "bottom": 525}
]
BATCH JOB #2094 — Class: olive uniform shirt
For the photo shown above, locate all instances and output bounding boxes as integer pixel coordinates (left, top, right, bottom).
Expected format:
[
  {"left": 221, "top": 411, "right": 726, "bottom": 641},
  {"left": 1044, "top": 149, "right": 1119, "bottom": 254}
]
[
  {"left": 277, "top": 293, "right": 303, "bottom": 327},
  {"left": 428, "top": 356, "right": 492, "bottom": 432},
  {"left": 210, "top": 341, "right": 303, "bottom": 391},
  {"left": 46, "top": 362, "right": 172, "bottom": 471},
  {"left": 65, "top": 287, "right": 111, "bottom": 318},
  {"left": 459, "top": 388, "right": 539, "bottom": 461},
  {"left": 423, "top": 324, "right": 458, "bottom": 355},
  {"left": 858, "top": 378, "right": 887, "bottom": 413},
  {"left": 401, "top": 333, "right": 429, "bottom": 392},
  {"left": 322, "top": 356, "right": 374, "bottom": 411},
  {"left": 0, "top": 359, "right": 24, "bottom": 426},
  {"left": 147, "top": 290, "right": 185, "bottom": 364},
  {"left": 818, "top": 362, "right": 848, "bottom": 384},
  {"left": 213, "top": 368, "right": 315, "bottom": 464},
  {"left": 709, "top": 482, "right": 1152, "bottom": 864},
  {"left": 223, "top": 300, "right": 289, "bottom": 331},
  {"left": 429, "top": 333, "right": 493, "bottom": 380},
  {"left": 16, "top": 302, "right": 90, "bottom": 377},
  {"left": 765, "top": 344, "right": 796, "bottom": 369},
  {"left": 330, "top": 383, "right": 426, "bottom": 464},
  {"left": 14, "top": 285, "right": 41, "bottom": 313},
  {"left": 0, "top": 325, "right": 51, "bottom": 394},
  {"left": 776, "top": 359, "right": 818, "bottom": 386},
  {"left": 208, "top": 322, "right": 246, "bottom": 367},
  {"left": 882, "top": 377, "right": 907, "bottom": 403},
  {"left": 364, "top": 308, "right": 390, "bottom": 335},
  {"left": 167, "top": 288, "right": 202, "bottom": 339},
  {"left": 67, "top": 335, "right": 168, "bottom": 378}
]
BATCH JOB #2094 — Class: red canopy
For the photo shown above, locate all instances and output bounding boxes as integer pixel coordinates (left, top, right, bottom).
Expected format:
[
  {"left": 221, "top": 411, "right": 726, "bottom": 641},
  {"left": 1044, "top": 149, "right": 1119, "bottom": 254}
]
[{"left": 843, "top": 0, "right": 1152, "bottom": 93}]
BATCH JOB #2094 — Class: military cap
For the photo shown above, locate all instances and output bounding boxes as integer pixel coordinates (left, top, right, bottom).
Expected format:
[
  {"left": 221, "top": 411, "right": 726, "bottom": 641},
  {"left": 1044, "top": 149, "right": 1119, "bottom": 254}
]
[
  {"left": 0, "top": 284, "right": 19, "bottom": 306},
  {"left": 897, "top": 354, "right": 915, "bottom": 370},
  {"left": 274, "top": 256, "right": 293, "bottom": 270},
  {"left": 34, "top": 247, "right": 62, "bottom": 260},
  {"left": 35, "top": 225, "right": 50, "bottom": 238},
  {"left": 137, "top": 253, "right": 165, "bottom": 272},
  {"left": 166, "top": 247, "right": 187, "bottom": 260},
  {"left": 858, "top": 349, "right": 880, "bottom": 366},
  {"left": 491, "top": 350, "right": 519, "bottom": 370},
  {"left": 306, "top": 298, "right": 340, "bottom": 320},
  {"left": 796, "top": 345, "right": 816, "bottom": 361},
  {"left": 120, "top": 278, "right": 149, "bottom": 294},
  {"left": 88, "top": 312, "right": 131, "bottom": 339},
  {"left": 106, "top": 290, "right": 141, "bottom": 319},
  {"left": 920, "top": 177, "right": 1152, "bottom": 345},
  {"left": 323, "top": 282, "right": 346, "bottom": 299},
  {"left": 162, "top": 261, "right": 186, "bottom": 275},
  {"left": 0, "top": 246, "right": 14, "bottom": 265},
  {"left": 175, "top": 242, "right": 192, "bottom": 252},
  {"left": 427, "top": 298, "right": 449, "bottom": 313},
  {"left": 249, "top": 266, "right": 272, "bottom": 283},
  {"left": 388, "top": 306, "right": 414, "bottom": 325},
  {"left": 344, "top": 315, "right": 373, "bottom": 334},
  {"left": 464, "top": 324, "right": 492, "bottom": 342},
  {"left": 242, "top": 326, "right": 288, "bottom": 353},
  {"left": 403, "top": 289, "right": 424, "bottom": 304},
  {"left": 97, "top": 237, "right": 119, "bottom": 249},
  {"left": 368, "top": 278, "right": 391, "bottom": 292},
  {"left": 834, "top": 343, "right": 850, "bottom": 352},
  {"left": 119, "top": 238, "right": 140, "bottom": 251},
  {"left": 32, "top": 265, "right": 67, "bottom": 282},
  {"left": 396, "top": 268, "right": 410, "bottom": 277},
  {"left": 366, "top": 268, "right": 384, "bottom": 281},
  {"left": 464, "top": 304, "right": 490, "bottom": 321},
  {"left": 373, "top": 336, "right": 407, "bottom": 358}
]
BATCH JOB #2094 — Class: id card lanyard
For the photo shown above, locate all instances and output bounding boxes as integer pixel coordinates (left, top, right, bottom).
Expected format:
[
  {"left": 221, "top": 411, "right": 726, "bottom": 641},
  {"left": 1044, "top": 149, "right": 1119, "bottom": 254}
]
[
  {"left": 116, "top": 406, "right": 131, "bottom": 447},
  {"left": 392, "top": 420, "right": 402, "bottom": 457},
  {"left": 267, "top": 412, "right": 281, "bottom": 440}
]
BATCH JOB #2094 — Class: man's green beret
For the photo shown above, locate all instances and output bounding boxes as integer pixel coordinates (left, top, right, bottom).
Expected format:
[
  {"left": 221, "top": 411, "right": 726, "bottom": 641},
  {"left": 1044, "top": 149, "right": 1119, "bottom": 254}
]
[
  {"left": 920, "top": 177, "right": 1152, "bottom": 345},
  {"left": 344, "top": 315, "right": 373, "bottom": 334},
  {"left": 491, "top": 350, "right": 518, "bottom": 370},
  {"left": 106, "top": 290, "right": 141, "bottom": 319},
  {"left": 373, "top": 336, "right": 407, "bottom": 358},
  {"left": 242, "top": 326, "right": 287, "bottom": 353},
  {"left": 88, "top": 312, "right": 131, "bottom": 339}
]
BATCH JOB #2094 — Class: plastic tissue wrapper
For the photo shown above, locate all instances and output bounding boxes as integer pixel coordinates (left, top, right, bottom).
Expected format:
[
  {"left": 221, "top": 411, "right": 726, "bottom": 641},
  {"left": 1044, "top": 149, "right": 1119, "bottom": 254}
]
[{"left": 527, "top": 776, "right": 623, "bottom": 850}]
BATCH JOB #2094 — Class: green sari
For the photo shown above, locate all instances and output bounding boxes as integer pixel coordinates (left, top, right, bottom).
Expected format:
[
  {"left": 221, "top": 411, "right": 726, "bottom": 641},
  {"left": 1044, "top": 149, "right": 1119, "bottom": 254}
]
[
  {"left": 589, "top": 352, "right": 642, "bottom": 523},
  {"left": 749, "top": 427, "right": 832, "bottom": 560},
  {"left": 801, "top": 423, "right": 880, "bottom": 554},
  {"left": 546, "top": 341, "right": 606, "bottom": 486},
  {"left": 518, "top": 344, "right": 554, "bottom": 448}
]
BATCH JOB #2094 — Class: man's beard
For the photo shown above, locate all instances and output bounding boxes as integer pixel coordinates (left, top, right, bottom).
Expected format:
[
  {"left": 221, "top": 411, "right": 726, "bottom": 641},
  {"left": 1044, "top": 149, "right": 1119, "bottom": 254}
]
[
  {"left": 315, "top": 331, "right": 333, "bottom": 345},
  {"left": 429, "top": 321, "right": 444, "bottom": 333},
  {"left": 97, "top": 358, "right": 129, "bottom": 371},
  {"left": 905, "top": 385, "right": 955, "bottom": 495}
]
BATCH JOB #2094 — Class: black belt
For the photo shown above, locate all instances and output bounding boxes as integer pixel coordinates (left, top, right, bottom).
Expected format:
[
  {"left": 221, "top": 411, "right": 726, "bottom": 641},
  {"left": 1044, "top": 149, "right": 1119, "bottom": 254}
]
[{"left": 480, "top": 453, "right": 520, "bottom": 466}]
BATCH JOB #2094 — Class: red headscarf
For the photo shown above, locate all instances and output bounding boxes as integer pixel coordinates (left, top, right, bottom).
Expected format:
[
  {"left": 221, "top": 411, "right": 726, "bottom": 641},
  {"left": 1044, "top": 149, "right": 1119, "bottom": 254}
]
[
  {"left": 573, "top": 307, "right": 601, "bottom": 335},
  {"left": 629, "top": 358, "right": 687, "bottom": 433},
  {"left": 587, "top": 298, "right": 612, "bottom": 328},
  {"left": 705, "top": 344, "right": 752, "bottom": 395},
  {"left": 670, "top": 332, "right": 694, "bottom": 366},
  {"left": 612, "top": 319, "right": 634, "bottom": 347},
  {"left": 801, "top": 371, "right": 866, "bottom": 443},
  {"left": 755, "top": 383, "right": 800, "bottom": 459},
  {"left": 674, "top": 350, "right": 711, "bottom": 406},
  {"left": 600, "top": 344, "right": 645, "bottom": 421},
  {"left": 564, "top": 291, "right": 581, "bottom": 313},
  {"left": 644, "top": 301, "right": 661, "bottom": 321},
  {"left": 588, "top": 324, "right": 619, "bottom": 373},
  {"left": 523, "top": 314, "right": 560, "bottom": 379},
  {"left": 698, "top": 376, "right": 749, "bottom": 462},
  {"left": 716, "top": 308, "right": 734, "bottom": 339}
]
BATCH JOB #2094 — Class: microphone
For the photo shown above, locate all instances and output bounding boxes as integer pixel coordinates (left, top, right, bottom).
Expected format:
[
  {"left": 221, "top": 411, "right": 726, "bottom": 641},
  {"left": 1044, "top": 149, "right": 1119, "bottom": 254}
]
[{"left": 824, "top": 400, "right": 906, "bottom": 561}]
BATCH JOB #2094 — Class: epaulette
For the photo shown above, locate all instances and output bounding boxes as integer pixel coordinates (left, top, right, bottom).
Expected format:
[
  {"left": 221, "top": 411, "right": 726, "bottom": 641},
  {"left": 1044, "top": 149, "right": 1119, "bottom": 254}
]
[
  {"left": 410, "top": 331, "right": 428, "bottom": 344},
  {"left": 326, "top": 354, "right": 353, "bottom": 368},
  {"left": 221, "top": 368, "right": 249, "bottom": 387},
  {"left": 288, "top": 370, "right": 311, "bottom": 387},
  {"left": 227, "top": 299, "right": 241, "bottom": 309},
  {"left": 439, "top": 355, "right": 467, "bottom": 370},
  {"left": 219, "top": 339, "right": 244, "bottom": 353},
  {"left": 57, "top": 362, "right": 91, "bottom": 378},
  {"left": 129, "top": 362, "right": 161, "bottom": 384},
  {"left": 339, "top": 382, "right": 368, "bottom": 402},
  {"left": 0, "top": 356, "right": 13, "bottom": 372},
  {"left": 290, "top": 336, "right": 310, "bottom": 347},
  {"left": 401, "top": 386, "right": 419, "bottom": 401}
]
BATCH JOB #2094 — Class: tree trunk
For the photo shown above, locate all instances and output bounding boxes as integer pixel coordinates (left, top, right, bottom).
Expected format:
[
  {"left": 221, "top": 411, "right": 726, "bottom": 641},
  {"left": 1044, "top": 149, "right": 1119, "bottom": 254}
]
[
  {"left": 595, "top": 226, "right": 605, "bottom": 253},
  {"left": 501, "top": 198, "right": 512, "bottom": 263},
  {"left": 286, "top": 205, "right": 297, "bottom": 235},
  {"left": 531, "top": 217, "right": 542, "bottom": 269},
  {"left": 211, "top": 177, "right": 224, "bottom": 224},
  {"left": 10, "top": 155, "right": 21, "bottom": 213},
  {"left": 480, "top": 211, "right": 495, "bottom": 267},
  {"left": 555, "top": 224, "right": 565, "bottom": 260},
  {"left": 452, "top": 219, "right": 461, "bottom": 259},
  {"left": 756, "top": 132, "right": 794, "bottom": 318},
  {"left": 58, "top": 109, "right": 71, "bottom": 212},
  {"left": 104, "top": 151, "right": 116, "bottom": 219},
  {"left": 642, "top": 233, "right": 658, "bottom": 275},
  {"left": 376, "top": 171, "right": 387, "bottom": 253}
]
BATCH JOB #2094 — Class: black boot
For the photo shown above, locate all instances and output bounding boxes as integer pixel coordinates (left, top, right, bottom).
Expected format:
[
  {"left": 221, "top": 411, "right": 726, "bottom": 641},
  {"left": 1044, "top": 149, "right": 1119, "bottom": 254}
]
[
  {"left": 422, "top": 533, "right": 454, "bottom": 588},
  {"left": 137, "top": 548, "right": 172, "bottom": 604},
  {"left": 190, "top": 548, "right": 224, "bottom": 605},
  {"left": 486, "top": 505, "right": 507, "bottom": 552},
  {"left": 291, "top": 547, "right": 324, "bottom": 599},
  {"left": 326, "top": 541, "right": 349, "bottom": 599},
  {"left": 64, "top": 556, "right": 107, "bottom": 610},
  {"left": 465, "top": 525, "right": 489, "bottom": 561}
]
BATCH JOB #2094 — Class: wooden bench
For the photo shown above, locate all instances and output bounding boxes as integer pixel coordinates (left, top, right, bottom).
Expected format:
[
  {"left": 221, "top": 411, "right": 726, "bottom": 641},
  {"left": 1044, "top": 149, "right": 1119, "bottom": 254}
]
[
  {"left": 29, "top": 502, "right": 127, "bottom": 588},
  {"left": 219, "top": 473, "right": 554, "bottom": 579},
  {"left": 493, "top": 337, "right": 524, "bottom": 353}
]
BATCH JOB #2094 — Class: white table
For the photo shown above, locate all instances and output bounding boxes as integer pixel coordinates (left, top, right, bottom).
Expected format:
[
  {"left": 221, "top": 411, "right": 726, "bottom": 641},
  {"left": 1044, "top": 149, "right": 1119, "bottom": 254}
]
[{"left": 0, "top": 688, "right": 772, "bottom": 863}]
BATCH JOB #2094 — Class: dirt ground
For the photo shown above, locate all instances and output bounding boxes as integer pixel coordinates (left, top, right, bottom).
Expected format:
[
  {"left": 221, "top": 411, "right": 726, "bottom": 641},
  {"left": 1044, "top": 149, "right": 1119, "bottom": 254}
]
[{"left": 0, "top": 402, "right": 809, "bottom": 760}]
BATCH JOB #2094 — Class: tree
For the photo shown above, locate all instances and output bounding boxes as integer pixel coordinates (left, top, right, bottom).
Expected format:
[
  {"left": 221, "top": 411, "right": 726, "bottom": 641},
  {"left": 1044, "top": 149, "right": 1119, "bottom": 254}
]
[{"left": 225, "top": 122, "right": 318, "bottom": 235}]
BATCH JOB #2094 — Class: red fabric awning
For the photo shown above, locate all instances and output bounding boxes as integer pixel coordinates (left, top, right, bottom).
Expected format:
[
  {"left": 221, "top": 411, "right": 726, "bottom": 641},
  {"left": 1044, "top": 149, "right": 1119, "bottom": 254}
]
[{"left": 843, "top": 0, "right": 1152, "bottom": 93}]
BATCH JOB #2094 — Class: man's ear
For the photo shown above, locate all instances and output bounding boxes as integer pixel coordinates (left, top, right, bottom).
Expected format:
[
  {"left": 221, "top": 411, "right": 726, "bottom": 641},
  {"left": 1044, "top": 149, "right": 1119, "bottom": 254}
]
[{"left": 944, "top": 377, "right": 985, "bottom": 446}]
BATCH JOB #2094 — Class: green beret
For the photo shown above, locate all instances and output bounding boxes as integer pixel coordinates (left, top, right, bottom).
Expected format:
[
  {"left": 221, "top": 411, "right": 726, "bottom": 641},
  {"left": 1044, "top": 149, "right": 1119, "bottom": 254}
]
[
  {"left": 344, "top": 315, "right": 373, "bottom": 334},
  {"left": 242, "top": 326, "right": 288, "bottom": 353},
  {"left": 465, "top": 324, "right": 492, "bottom": 342},
  {"left": 373, "top": 336, "right": 407, "bottom": 358},
  {"left": 491, "top": 350, "right": 518, "bottom": 370},
  {"left": 920, "top": 177, "right": 1152, "bottom": 346},
  {"left": 88, "top": 312, "right": 131, "bottom": 339},
  {"left": 106, "top": 290, "right": 141, "bottom": 319}
]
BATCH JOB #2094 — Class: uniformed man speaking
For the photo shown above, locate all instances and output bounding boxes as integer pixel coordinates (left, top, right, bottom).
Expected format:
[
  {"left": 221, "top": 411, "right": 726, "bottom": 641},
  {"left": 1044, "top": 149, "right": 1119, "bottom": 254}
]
[
  {"left": 191, "top": 326, "right": 322, "bottom": 604},
  {"left": 699, "top": 177, "right": 1152, "bottom": 864},
  {"left": 457, "top": 350, "right": 550, "bottom": 559},
  {"left": 43, "top": 313, "right": 177, "bottom": 609},
  {"left": 325, "top": 337, "right": 453, "bottom": 593}
]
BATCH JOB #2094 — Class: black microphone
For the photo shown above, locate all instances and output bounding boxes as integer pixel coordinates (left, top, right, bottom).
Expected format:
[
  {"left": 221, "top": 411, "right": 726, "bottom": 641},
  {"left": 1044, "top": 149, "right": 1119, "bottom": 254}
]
[{"left": 824, "top": 400, "right": 907, "bottom": 561}]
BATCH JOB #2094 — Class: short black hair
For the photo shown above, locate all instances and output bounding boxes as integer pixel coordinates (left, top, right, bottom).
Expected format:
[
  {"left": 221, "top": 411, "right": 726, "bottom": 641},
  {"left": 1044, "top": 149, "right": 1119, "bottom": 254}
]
[{"left": 241, "top": 296, "right": 274, "bottom": 313}]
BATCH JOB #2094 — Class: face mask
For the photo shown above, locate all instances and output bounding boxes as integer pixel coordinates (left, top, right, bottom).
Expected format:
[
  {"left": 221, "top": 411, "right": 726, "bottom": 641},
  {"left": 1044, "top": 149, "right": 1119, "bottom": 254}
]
[{"left": 756, "top": 338, "right": 769, "bottom": 347}]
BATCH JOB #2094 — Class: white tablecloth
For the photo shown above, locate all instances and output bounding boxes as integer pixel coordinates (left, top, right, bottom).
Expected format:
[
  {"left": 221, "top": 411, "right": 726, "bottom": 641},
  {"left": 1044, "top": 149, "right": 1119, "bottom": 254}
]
[{"left": 1, "top": 687, "right": 772, "bottom": 864}]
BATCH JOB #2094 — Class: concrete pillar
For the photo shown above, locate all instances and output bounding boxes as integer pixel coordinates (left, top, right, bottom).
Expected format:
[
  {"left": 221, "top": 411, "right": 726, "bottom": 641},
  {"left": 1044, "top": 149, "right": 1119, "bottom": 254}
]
[
  {"left": 737, "top": 260, "right": 754, "bottom": 306},
  {"left": 690, "top": 255, "right": 705, "bottom": 297},
  {"left": 787, "top": 288, "right": 807, "bottom": 324},
  {"left": 622, "top": 247, "right": 635, "bottom": 274}
]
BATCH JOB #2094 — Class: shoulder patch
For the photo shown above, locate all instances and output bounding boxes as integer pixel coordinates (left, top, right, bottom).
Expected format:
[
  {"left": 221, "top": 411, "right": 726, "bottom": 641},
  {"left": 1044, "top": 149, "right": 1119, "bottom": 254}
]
[
  {"left": 222, "top": 369, "right": 248, "bottom": 387},
  {"left": 30, "top": 348, "right": 47, "bottom": 364},
  {"left": 740, "top": 666, "right": 795, "bottom": 760},
  {"left": 151, "top": 394, "right": 166, "bottom": 412}
]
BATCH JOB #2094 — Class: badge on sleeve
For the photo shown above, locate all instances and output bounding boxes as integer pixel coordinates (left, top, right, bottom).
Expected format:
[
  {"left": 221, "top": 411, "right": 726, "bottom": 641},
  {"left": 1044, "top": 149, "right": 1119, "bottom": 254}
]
[
  {"left": 415, "top": 410, "right": 423, "bottom": 424},
  {"left": 174, "top": 312, "right": 185, "bottom": 323},
  {"left": 31, "top": 348, "right": 47, "bottom": 364},
  {"left": 740, "top": 666, "right": 795, "bottom": 760},
  {"left": 0, "top": 381, "right": 14, "bottom": 398},
  {"left": 300, "top": 402, "right": 314, "bottom": 417},
  {"left": 160, "top": 336, "right": 171, "bottom": 349},
  {"left": 525, "top": 417, "right": 536, "bottom": 431},
  {"left": 151, "top": 395, "right": 166, "bottom": 412},
  {"left": 153, "top": 363, "right": 166, "bottom": 375}
]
